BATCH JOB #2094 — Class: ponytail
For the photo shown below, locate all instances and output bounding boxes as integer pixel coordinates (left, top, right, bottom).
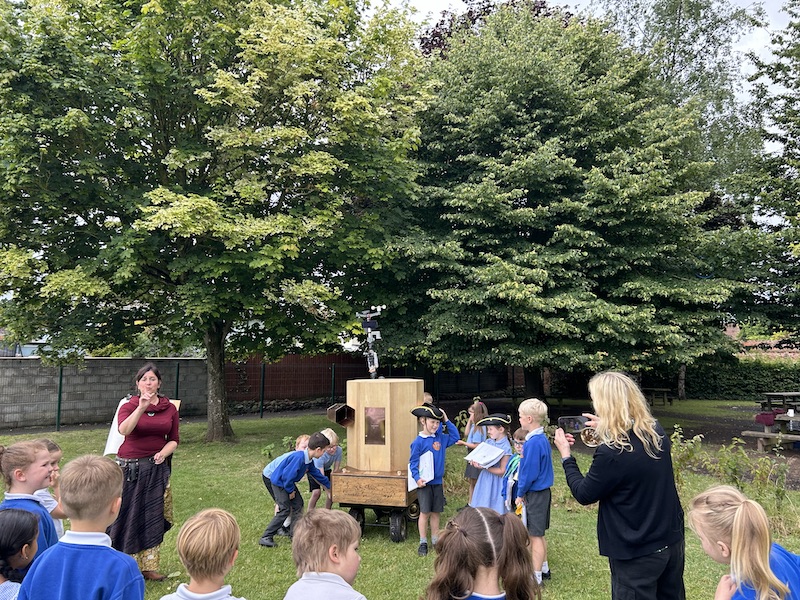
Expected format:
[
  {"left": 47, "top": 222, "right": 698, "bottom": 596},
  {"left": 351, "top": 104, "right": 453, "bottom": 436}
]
[
  {"left": 689, "top": 486, "right": 789, "bottom": 600},
  {"left": 498, "top": 512, "right": 539, "bottom": 600}
]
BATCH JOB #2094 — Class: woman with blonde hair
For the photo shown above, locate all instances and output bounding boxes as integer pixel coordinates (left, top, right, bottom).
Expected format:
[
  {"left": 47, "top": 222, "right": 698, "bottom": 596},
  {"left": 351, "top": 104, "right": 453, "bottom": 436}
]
[
  {"left": 688, "top": 485, "right": 800, "bottom": 600},
  {"left": 553, "top": 371, "right": 685, "bottom": 600}
]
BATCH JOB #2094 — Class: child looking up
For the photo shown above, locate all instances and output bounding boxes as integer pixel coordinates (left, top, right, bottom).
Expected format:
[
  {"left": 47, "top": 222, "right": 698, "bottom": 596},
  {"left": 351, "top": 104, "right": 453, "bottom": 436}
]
[
  {"left": 260, "top": 432, "right": 331, "bottom": 548},
  {"left": 18, "top": 454, "right": 144, "bottom": 600},
  {"left": 0, "top": 509, "right": 39, "bottom": 598},
  {"left": 160, "top": 509, "right": 244, "bottom": 600},
  {"left": 468, "top": 414, "right": 512, "bottom": 515},
  {"left": 0, "top": 441, "right": 58, "bottom": 565},
  {"left": 410, "top": 403, "right": 460, "bottom": 557},
  {"left": 422, "top": 506, "right": 539, "bottom": 600},
  {"left": 32, "top": 439, "right": 65, "bottom": 538},
  {"left": 283, "top": 509, "right": 365, "bottom": 600},
  {"left": 515, "top": 399, "right": 553, "bottom": 584},
  {"left": 688, "top": 485, "right": 800, "bottom": 600}
]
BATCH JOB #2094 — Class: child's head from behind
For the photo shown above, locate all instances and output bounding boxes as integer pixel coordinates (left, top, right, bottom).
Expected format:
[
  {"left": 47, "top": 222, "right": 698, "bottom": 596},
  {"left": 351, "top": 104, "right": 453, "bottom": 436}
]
[
  {"left": 517, "top": 399, "right": 547, "bottom": 429},
  {"left": 59, "top": 455, "right": 122, "bottom": 522},
  {"left": 291, "top": 508, "right": 361, "bottom": 584},
  {"left": 177, "top": 509, "right": 240, "bottom": 582},
  {"left": 427, "top": 507, "right": 537, "bottom": 600},
  {"left": 0, "top": 508, "right": 39, "bottom": 582},
  {"left": 688, "top": 485, "right": 785, "bottom": 599},
  {"left": 0, "top": 440, "right": 50, "bottom": 492}
]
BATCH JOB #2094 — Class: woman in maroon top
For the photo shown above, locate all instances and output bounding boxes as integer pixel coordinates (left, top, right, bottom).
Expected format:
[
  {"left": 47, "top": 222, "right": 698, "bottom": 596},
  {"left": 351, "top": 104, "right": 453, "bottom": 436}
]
[{"left": 108, "top": 363, "right": 179, "bottom": 582}]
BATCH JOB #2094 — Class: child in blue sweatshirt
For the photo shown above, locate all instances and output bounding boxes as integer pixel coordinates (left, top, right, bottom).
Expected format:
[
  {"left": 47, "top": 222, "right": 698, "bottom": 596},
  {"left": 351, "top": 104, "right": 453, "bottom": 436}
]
[
  {"left": 409, "top": 402, "right": 460, "bottom": 557},
  {"left": 259, "top": 432, "right": 331, "bottom": 548}
]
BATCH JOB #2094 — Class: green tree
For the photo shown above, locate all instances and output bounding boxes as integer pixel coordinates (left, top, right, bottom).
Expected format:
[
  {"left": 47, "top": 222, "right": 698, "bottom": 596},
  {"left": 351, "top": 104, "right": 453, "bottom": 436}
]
[
  {"left": 750, "top": 0, "right": 800, "bottom": 336},
  {"left": 379, "top": 2, "right": 741, "bottom": 387},
  {"left": 0, "top": 0, "right": 424, "bottom": 440}
]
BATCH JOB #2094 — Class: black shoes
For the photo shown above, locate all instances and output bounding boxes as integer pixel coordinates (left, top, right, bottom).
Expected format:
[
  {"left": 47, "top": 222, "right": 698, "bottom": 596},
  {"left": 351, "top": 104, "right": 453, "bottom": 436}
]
[
  {"left": 418, "top": 542, "right": 428, "bottom": 556},
  {"left": 542, "top": 570, "right": 551, "bottom": 580},
  {"left": 276, "top": 527, "right": 290, "bottom": 537},
  {"left": 259, "top": 536, "right": 276, "bottom": 547}
]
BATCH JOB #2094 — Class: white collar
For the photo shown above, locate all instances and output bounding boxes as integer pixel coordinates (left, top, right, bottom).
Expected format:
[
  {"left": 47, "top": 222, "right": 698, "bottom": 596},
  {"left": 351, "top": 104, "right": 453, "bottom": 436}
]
[
  {"left": 2, "top": 493, "right": 43, "bottom": 503},
  {"left": 525, "top": 427, "right": 544, "bottom": 439},
  {"left": 60, "top": 531, "right": 113, "bottom": 547}
]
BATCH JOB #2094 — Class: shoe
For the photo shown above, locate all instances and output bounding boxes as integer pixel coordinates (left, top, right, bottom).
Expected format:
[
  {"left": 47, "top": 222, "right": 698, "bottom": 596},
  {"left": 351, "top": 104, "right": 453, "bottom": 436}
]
[
  {"left": 542, "top": 570, "right": 551, "bottom": 580},
  {"left": 276, "top": 527, "right": 290, "bottom": 537},
  {"left": 142, "top": 571, "right": 167, "bottom": 582},
  {"left": 418, "top": 542, "right": 428, "bottom": 556},
  {"left": 259, "top": 536, "right": 276, "bottom": 547}
]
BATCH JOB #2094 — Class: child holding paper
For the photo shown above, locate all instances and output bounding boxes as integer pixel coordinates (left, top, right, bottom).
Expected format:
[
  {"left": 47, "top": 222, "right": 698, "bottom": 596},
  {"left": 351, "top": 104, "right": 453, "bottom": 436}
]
[
  {"left": 468, "top": 414, "right": 512, "bottom": 514},
  {"left": 409, "top": 403, "right": 460, "bottom": 557}
]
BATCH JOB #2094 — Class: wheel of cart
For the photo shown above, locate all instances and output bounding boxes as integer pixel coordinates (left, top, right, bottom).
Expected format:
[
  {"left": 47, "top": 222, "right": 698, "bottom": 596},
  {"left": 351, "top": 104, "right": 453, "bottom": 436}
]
[{"left": 343, "top": 499, "right": 419, "bottom": 542}]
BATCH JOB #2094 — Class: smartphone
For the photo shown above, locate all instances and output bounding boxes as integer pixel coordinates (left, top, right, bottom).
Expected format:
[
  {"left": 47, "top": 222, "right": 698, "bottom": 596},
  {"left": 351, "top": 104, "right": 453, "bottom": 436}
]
[{"left": 557, "top": 415, "right": 588, "bottom": 434}]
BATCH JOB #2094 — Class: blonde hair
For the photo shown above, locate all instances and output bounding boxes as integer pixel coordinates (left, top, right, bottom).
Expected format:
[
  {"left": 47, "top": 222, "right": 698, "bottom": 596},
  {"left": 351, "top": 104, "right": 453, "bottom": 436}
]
[
  {"left": 291, "top": 508, "right": 360, "bottom": 576},
  {"left": 688, "top": 486, "right": 787, "bottom": 600},
  {"left": 588, "top": 371, "right": 661, "bottom": 457},
  {"left": 320, "top": 428, "right": 339, "bottom": 447},
  {"left": 177, "top": 509, "right": 240, "bottom": 580},
  {"left": 59, "top": 455, "right": 123, "bottom": 520},
  {"left": 0, "top": 440, "right": 48, "bottom": 490},
  {"left": 517, "top": 398, "right": 548, "bottom": 424},
  {"left": 295, "top": 434, "right": 310, "bottom": 449}
]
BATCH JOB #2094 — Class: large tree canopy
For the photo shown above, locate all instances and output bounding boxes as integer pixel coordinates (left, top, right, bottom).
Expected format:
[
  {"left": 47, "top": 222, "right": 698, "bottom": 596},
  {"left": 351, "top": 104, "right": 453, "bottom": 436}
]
[
  {"left": 377, "top": 2, "right": 742, "bottom": 378},
  {"left": 0, "top": 0, "right": 425, "bottom": 439}
]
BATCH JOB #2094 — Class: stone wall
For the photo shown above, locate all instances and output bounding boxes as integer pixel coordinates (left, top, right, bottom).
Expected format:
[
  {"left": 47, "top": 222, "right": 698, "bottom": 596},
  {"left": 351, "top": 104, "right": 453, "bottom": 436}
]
[{"left": 0, "top": 358, "right": 207, "bottom": 429}]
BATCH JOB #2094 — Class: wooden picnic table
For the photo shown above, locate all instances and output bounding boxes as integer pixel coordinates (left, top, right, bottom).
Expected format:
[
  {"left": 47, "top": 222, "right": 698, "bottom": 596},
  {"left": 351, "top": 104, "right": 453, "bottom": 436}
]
[
  {"left": 758, "top": 391, "right": 800, "bottom": 411},
  {"left": 642, "top": 387, "right": 671, "bottom": 406},
  {"left": 743, "top": 412, "right": 800, "bottom": 451}
]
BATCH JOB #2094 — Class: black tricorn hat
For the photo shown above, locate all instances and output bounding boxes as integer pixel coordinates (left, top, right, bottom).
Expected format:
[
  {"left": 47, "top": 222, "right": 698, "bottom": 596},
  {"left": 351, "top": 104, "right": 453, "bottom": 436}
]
[
  {"left": 411, "top": 402, "right": 444, "bottom": 420},
  {"left": 477, "top": 413, "right": 512, "bottom": 427}
]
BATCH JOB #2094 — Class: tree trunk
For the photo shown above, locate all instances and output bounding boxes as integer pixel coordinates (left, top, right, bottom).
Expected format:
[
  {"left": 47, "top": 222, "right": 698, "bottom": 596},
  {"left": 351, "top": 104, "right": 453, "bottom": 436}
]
[
  {"left": 204, "top": 320, "right": 235, "bottom": 441},
  {"left": 677, "top": 363, "right": 686, "bottom": 401},
  {"left": 523, "top": 367, "right": 544, "bottom": 401}
]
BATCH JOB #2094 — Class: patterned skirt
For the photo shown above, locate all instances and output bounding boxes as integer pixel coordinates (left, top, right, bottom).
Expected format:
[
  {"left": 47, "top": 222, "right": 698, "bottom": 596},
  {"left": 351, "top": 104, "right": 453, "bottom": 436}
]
[{"left": 108, "top": 458, "right": 172, "bottom": 555}]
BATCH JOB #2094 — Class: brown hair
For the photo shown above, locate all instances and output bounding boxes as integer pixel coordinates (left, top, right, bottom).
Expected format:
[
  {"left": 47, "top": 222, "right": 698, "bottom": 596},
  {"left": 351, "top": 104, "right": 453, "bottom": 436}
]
[
  {"left": 59, "top": 455, "right": 123, "bottom": 520},
  {"left": 688, "top": 485, "right": 788, "bottom": 600},
  {"left": 177, "top": 509, "right": 240, "bottom": 580},
  {"left": 0, "top": 440, "right": 48, "bottom": 490},
  {"left": 307, "top": 432, "right": 331, "bottom": 451},
  {"left": 135, "top": 362, "right": 162, "bottom": 386},
  {"left": 34, "top": 438, "right": 61, "bottom": 454},
  {"left": 423, "top": 507, "right": 539, "bottom": 600},
  {"left": 291, "top": 509, "right": 360, "bottom": 576}
]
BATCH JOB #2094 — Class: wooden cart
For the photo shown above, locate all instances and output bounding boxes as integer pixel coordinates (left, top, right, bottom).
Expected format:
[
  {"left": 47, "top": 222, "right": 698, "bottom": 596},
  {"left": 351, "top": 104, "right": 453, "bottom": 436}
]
[{"left": 329, "top": 378, "right": 423, "bottom": 542}]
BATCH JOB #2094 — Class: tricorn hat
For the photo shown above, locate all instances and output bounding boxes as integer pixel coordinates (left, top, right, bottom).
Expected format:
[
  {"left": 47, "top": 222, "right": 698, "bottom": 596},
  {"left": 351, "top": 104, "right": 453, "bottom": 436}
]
[
  {"left": 411, "top": 402, "right": 445, "bottom": 420},
  {"left": 477, "top": 413, "right": 512, "bottom": 427}
]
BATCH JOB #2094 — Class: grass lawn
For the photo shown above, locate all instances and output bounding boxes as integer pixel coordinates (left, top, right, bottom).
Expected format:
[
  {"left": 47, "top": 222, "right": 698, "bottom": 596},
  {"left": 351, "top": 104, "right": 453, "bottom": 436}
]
[{"left": 2, "top": 407, "right": 798, "bottom": 600}]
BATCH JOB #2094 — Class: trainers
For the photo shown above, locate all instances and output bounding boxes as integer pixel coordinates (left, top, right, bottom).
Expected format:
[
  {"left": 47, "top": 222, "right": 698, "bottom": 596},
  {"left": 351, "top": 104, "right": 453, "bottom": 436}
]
[
  {"left": 418, "top": 542, "right": 428, "bottom": 556},
  {"left": 259, "top": 536, "right": 276, "bottom": 547},
  {"left": 542, "top": 570, "right": 551, "bottom": 580},
  {"left": 276, "top": 527, "right": 290, "bottom": 537}
]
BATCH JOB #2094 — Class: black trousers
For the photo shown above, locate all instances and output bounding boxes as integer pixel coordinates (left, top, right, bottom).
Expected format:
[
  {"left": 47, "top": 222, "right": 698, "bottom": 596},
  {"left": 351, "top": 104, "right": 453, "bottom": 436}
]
[
  {"left": 262, "top": 484, "right": 303, "bottom": 539},
  {"left": 608, "top": 538, "right": 685, "bottom": 600}
]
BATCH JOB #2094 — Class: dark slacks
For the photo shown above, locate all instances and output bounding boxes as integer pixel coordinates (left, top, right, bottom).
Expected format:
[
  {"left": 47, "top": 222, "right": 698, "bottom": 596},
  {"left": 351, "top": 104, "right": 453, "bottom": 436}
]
[
  {"left": 262, "top": 485, "right": 303, "bottom": 538},
  {"left": 608, "top": 538, "right": 685, "bottom": 600}
]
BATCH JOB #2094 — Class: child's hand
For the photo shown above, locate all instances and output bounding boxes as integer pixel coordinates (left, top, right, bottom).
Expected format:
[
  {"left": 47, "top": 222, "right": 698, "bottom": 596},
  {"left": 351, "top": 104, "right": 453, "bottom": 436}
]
[
  {"left": 714, "top": 575, "right": 736, "bottom": 600},
  {"left": 417, "top": 479, "right": 426, "bottom": 487},
  {"left": 441, "top": 409, "right": 448, "bottom": 421},
  {"left": 456, "top": 440, "right": 467, "bottom": 446},
  {"left": 515, "top": 497, "right": 523, "bottom": 507},
  {"left": 49, "top": 471, "right": 59, "bottom": 489},
  {"left": 289, "top": 490, "right": 296, "bottom": 499}
]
